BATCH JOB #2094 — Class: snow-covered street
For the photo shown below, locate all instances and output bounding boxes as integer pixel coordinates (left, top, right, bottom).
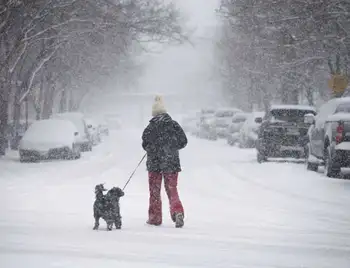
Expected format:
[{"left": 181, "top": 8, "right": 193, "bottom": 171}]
[{"left": 1, "top": 129, "right": 350, "bottom": 268}]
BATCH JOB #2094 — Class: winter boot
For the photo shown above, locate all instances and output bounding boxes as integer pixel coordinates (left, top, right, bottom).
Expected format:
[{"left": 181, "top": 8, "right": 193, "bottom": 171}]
[
  {"left": 146, "top": 219, "right": 162, "bottom": 226},
  {"left": 175, "top": 213, "right": 184, "bottom": 228}
]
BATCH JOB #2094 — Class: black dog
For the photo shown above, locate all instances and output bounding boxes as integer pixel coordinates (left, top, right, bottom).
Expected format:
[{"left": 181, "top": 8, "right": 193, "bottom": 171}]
[{"left": 93, "top": 184, "right": 124, "bottom": 231}]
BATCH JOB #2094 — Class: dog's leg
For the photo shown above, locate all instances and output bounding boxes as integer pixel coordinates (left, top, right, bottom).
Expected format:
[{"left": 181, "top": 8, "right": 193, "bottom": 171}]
[
  {"left": 114, "top": 206, "right": 122, "bottom": 229},
  {"left": 107, "top": 220, "right": 113, "bottom": 231},
  {"left": 93, "top": 215, "right": 100, "bottom": 230},
  {"left": 115, "top": 217, "right": 122, "bottom": 229}
]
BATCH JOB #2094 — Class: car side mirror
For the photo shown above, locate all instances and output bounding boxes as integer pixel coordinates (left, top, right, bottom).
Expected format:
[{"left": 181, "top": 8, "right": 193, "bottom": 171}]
[
  {"left": 74, "top": 132, "right": 79, "bottom": 136},
  {"left": 304, "top": 114, "right": 315, "bottom": 125},
  {"left": 255, "top": 117, "right": 263, "bottom": 124}
]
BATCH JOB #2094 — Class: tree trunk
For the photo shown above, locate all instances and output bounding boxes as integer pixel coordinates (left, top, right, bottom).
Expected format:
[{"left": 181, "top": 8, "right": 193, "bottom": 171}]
[
  {"left": 0, "top": 80, "right": 9, "bottom": 155},
  {"left": 25, "top": 97, "right": 29, "bottom": 130},
  {"left": 42, "top": 85, "right": 55, "bottom": 119},
  {"left": 59, "top": 89, "right": 67, "bottom": 112},
  {"left": 12, "top": 86, "right": 21, "bottom": 136}
]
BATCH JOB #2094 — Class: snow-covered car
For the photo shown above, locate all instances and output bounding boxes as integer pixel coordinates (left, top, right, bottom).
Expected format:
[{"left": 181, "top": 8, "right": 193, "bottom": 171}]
[
  {"left": 199, "top": 108, "right": 216, "bottom": 117},
  {"left": 256, "top": 105, "right": 316, "bottom": 162},
  {"left": 98, "top": 123, "right": 109, "bottom": 136},
  {"left": 226, "top": 113, "right": 249, "bottom": 145},
  {"left": 214, "top": 108, "right": 243, "bottom": 138},
  {"left": 238, "top": 112, "right": 265, "bottom": 148},
  {"left": 51, "top": 112, "right": 93, "bottom": 152},
  {"left": 85, "top": 118, "right": 102, "bottom": 146},
  {"left": 194, "top": 116, "right": 217, "bottom": 140},
  {"left": 306, "top": 97, "right": 350, "bottom": 177},
  {"left": 93, "top": 116, "right": 109, "bottom": 136},
  {"left": 19, "top": 119, "right": 81, "bottom": 162}
]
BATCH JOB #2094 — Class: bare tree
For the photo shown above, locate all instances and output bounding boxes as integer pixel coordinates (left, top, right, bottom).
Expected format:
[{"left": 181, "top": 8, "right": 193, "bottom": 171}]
[
  {"left": 0, "top": 0, "right": 188, "bottom": 155},
  {"left": 215, "top": 0, "right": 350, "bottom": 111}
]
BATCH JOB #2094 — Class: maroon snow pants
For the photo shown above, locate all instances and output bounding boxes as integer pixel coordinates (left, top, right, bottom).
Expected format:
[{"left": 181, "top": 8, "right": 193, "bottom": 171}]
[{"left": 148, "top": 172, "right": 184, "bottom": 225}]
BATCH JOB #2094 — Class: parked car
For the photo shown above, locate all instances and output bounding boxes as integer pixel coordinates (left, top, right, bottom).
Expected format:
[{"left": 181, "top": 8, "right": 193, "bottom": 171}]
[
  {"left": 93, "top": 116, "right": 109, "bottom": 136},
  {"left": 194, "top": 116, "right": 217, "bottom": 140},
  {"left": 51, "top": 112, "right": 93, "bottom": 152},
  {"left": 238, "top": 112, "right": 265, "bottom": 148},
  {"left": 19, "top": 119, "right": 81, "bottom": 162},
  {"left": 85, "top": 118, "right": 102, "bottom": 146},
  {"left": 227, "top": 113, "right": 248, "bottom": 145},
  {"left": 98, "top": 121, "right": 109, "bottom": 136},
  {"left": 214, "top": 108, "right": 243, "bottom": 138},
  {"left": 200, "top": 108, "right": 216, "bottom": 117},
  {"left": 305, "top": 97, "right": 350, "bottom": 177},
  {"left": 256, "top": 105, "right": 316, "bottom": 162}
]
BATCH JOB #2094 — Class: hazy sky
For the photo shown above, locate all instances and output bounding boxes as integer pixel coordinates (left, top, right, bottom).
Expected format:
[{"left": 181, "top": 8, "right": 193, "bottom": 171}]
[
  {"left": 136, "top": 0, "right": 221, "bottom": 103},
  {"left": 83, "top": 0, "right": 222, "bottom": 120}
]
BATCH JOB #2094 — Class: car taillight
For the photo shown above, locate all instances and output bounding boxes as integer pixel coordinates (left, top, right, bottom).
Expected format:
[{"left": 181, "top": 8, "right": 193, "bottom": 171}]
[{"left": 336, "top": 122, "right": 344, "bottom": 144}]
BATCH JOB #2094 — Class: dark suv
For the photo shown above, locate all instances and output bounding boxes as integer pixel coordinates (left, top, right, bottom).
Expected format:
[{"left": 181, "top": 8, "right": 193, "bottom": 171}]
[
  {"left": 256, "top": 105, "right": 317, "bottom": 162},
  {"left": 306, "top": 97, "right": 350, "bottom": 177}
]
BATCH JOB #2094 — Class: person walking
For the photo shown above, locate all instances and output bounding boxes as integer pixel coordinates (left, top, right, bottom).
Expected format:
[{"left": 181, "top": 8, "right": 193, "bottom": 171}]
[{"left": 142, "top": 96, "right": 188, "bottom": 228}]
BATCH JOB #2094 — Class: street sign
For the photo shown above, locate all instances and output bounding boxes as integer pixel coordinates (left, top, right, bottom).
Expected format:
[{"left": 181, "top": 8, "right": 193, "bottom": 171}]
[{"left": 328, "top": 74, "right": 348, "bottom": 94}]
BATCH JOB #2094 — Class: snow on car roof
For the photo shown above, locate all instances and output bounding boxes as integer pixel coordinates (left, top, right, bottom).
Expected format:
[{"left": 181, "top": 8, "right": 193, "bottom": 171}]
[
  {"left": 232, "top": 112, "right": 249, "bottom": 118},
  {"left": 22, "top": 119, "right": 77, "bottom": 143},
  {"left": 52, "top": 112, "right": 85, "bottom": 119},
  {"left": 252, "top": 111, "right": 265, "bottom": 116},
  {"left": 331, "top": 97, "right": 350, "bottom": 104},
  {"left": 216, "top": 107, "right": 242, "bottom": 112},
  {"left": 327, "top": 112, "right": 350, "bottom": 121},
  {"left": 270, "top": 105, "right": 316, "bottom": 112}
]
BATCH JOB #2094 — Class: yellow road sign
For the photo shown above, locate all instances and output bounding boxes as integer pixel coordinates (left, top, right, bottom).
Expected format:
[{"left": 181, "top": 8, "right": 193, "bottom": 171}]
[{"left": 328, "top": 74, "right": 348, "bottom": 94}]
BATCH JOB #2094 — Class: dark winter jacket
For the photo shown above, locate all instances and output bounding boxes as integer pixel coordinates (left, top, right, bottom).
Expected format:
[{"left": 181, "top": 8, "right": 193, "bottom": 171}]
[{"left": 142, "top": 113, "right": 188, "bottom": 173}]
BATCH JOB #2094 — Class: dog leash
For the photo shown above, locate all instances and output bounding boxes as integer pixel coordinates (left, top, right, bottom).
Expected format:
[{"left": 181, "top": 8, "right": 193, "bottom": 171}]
[{"left": 122, "top": 153, "right": 147, "bottom": 191}]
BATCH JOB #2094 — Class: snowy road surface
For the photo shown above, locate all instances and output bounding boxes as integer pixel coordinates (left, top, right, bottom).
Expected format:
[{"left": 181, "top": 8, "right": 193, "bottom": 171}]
[{"left": 1, "top": 129, "right": 350, "bottom": 267}]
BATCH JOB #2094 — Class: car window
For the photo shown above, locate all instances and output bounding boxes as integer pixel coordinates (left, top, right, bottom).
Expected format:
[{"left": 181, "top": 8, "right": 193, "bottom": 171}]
[
  {"left": 216, "top": 111, "right": 234, "bottom": 117},
  {"left": 232, "top": 116, "right": 247, "bottom": 123},
  {"left": 335, "top": 102, "right": 350, "bottom": 113},
  {"left": 269, "top": 109, "right": 315, "bottom": 123},
  {"left": 315, "top": 99, "right": 337, "bottom": 126}
]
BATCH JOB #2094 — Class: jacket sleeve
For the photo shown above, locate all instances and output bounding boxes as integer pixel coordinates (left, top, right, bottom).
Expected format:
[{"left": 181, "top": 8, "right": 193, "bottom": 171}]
[
  {"left": 173, "top": 121, "right": 188, "bottom": 150},
  {"left": 142, "top": 124, "right": 152, "bottom": 151}
]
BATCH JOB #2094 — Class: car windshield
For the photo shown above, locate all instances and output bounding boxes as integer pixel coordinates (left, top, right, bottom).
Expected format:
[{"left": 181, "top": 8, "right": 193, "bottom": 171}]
[
  {"left": 216, "top": 111, "right": 235, "bottom": 117},
  {"left": 335, "top": 102, "right": 350, "bottom": 113},
  {"left": 201, "top": 109, "right": 215, "bottom": 115},
  {"left": 232, "top": 116, "right": 247, "bottom": 123},
  {"left": 215, "top": 118, "right": 229, "bottom": 127},
  {"left": 270, "top": 109, "right": 316, "bottom": 122}
]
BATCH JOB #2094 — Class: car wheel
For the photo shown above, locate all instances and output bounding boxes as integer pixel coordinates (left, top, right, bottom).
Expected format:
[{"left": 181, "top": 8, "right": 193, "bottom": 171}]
[
  {"left": 305, "top": 144, "right": 318, "bottom": 171},
  {"left": 71, "top": 145, "right": 81, "bottom": 160},
  {"left": 75, "top": 150, "right": 81, "bottom": 159},
  {"left": 81, "top": 142, "right": 92, "bottom": 152},
  {"left": 324, "top": 146, "right": 340, "bottom": 178},
  {"left": 257, "top": 151, "right": 267, "bottom": 163},
  {"left": 88, "top": 143, "right": 93, "bottom": 151}
]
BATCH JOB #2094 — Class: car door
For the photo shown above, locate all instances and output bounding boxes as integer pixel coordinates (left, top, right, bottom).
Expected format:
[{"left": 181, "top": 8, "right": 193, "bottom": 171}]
[{"left": 311, "top": 100, "right": 337, "bottom": 157}]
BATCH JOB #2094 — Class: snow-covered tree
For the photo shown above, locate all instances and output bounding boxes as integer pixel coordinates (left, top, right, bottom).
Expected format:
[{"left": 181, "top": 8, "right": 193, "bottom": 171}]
[
  {"left": 0, "top": 0, "right": 187, "bottom": 155},
  {"left": 215, "top": 0, "right": 350, "bottom": 112}
]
